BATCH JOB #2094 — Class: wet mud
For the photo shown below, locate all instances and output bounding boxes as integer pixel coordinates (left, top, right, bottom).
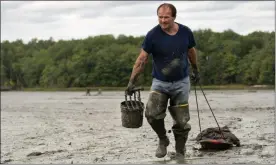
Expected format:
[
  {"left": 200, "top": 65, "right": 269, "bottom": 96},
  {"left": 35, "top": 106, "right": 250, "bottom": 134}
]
[{"left": 1, "top": 90, "right": 275, "bottom": 164}]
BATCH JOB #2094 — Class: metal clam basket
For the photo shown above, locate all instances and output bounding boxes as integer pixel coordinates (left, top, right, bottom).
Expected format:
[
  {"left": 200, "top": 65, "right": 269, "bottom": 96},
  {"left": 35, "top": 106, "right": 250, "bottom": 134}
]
[{"left": 121, "top": 87, "right": 145, "bottom": 128}]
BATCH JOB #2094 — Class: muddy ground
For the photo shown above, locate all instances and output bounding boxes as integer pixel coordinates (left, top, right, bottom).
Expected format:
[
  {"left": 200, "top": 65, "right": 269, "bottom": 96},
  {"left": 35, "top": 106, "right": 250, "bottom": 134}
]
[{"left": 1, "top": 90, "right": 275, "bottom": 164}]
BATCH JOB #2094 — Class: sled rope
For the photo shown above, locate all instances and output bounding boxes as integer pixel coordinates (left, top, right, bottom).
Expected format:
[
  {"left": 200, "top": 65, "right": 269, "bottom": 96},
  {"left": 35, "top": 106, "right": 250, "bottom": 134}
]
[{"left": 194, "top": 82, "right": 225, "bottom": 139}]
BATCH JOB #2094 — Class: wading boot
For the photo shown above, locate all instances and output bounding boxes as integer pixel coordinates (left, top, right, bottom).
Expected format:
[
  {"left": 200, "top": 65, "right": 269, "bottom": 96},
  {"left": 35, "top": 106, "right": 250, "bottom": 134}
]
[
  {"left": 148, "top": 119, "right": 170, "bottom": 158},
  {"left": 168, "top": 104, "right": 191, "bottom": 158},
  {"left": 156, "top": 135, "right": 170, "bottom": 158},
  {"left": 145, "top": 91, "right": 170, "bottom": 158},
  {"left": 173, "top": 131, "right": 189, "bottom": 158}
]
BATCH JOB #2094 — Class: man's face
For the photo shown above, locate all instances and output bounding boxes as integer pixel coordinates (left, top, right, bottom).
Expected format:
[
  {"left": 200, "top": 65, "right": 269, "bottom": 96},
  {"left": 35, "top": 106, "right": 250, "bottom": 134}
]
[{"left": 158, "top": 6, "right": 175, "bottom": 31}]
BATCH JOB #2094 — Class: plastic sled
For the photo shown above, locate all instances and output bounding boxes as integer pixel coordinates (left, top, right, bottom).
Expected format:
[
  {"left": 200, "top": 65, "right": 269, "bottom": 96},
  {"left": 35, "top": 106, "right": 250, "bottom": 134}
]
[{"left": 199, "top": 138, "right": 233, "bottom": 150}]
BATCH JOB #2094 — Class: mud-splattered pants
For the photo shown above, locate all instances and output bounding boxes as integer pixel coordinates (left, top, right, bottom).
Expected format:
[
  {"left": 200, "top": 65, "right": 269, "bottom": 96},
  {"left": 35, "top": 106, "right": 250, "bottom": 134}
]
[{"left": 145, "top": 76, "right": 191, "bottom": 152}]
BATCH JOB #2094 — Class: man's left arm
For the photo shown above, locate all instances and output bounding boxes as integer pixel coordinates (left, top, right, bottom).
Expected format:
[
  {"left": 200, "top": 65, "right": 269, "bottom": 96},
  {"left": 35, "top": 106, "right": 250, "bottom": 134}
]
[
  {"left": 188, "top": 47, "right": 200, "bottom": 83},
  {"left": 188, "top": 47, "right": 198, "bottom": 72},
  {"left": 187, "top": 27, "right": 198, "bottom": 72}
]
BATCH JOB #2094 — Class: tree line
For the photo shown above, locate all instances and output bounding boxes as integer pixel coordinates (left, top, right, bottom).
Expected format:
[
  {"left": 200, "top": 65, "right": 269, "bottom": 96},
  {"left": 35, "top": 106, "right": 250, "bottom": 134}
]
[{"left": 1, "top": 29, "right": 275, "bottom": 89}]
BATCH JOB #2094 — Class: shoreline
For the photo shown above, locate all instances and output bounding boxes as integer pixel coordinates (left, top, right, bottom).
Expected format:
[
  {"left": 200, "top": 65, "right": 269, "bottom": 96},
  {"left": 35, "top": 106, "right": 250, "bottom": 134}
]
[{"left": 3, "top": 84, "right": 275, "bottom": 92}]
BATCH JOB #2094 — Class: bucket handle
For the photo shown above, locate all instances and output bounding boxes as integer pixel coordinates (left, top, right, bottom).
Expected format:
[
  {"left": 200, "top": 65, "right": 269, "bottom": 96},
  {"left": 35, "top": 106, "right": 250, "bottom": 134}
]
[{"left": 125, "top": 87, "right": 144, "bottom": 110}]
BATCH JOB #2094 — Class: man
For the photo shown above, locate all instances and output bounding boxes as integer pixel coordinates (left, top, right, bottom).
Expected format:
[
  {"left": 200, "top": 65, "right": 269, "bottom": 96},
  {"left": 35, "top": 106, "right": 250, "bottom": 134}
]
[{"left": 125, "top": 3, "right": 200, "bottom": 158}]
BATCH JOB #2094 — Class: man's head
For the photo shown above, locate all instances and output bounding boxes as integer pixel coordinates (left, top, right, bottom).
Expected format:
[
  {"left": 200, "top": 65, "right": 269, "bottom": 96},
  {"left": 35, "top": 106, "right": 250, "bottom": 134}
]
[{"left": 157, "top": 3, "right": 177, "bottom": 31}]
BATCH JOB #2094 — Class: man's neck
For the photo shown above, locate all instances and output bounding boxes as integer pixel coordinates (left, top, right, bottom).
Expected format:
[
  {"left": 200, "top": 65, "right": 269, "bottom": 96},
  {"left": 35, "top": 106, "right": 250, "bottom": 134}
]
[{"left": 164, "top": 22, "right": 179, "bottom": 35}]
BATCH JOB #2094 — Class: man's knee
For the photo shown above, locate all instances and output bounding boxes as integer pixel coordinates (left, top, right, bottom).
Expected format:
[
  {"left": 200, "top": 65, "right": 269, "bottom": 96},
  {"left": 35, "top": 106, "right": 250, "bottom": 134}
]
[
  {"left": 173, "top": 122, "right": 191, "bottom": 133},
  {"left": 168, "top": 104, "right": 190, "bottom": 129},
  {"left": 145, "top": 91, "right": 168, "bottom": 123}
]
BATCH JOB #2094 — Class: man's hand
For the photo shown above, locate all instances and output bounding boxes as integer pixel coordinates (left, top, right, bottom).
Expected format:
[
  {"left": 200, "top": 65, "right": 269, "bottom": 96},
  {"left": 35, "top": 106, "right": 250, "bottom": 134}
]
[
  {"left": 191, "top": 69, "right": 200, "bottom": 84},
  {"left": 188, "top": 48, "right": 200, "bottom": 84},
  {"left": 190, "top": 63, "right": 200, "bottom": 84},
  {"left": 125, "top": 81, "right": 136, "bottom": 96}
]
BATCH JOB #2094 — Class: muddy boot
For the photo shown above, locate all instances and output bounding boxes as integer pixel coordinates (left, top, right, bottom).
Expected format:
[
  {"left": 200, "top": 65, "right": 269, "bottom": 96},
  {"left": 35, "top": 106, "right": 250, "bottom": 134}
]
[
  {"left": 148, "top": 119, "right": 170, "bottom": 158},
  {"left": 173, "top": 131, "right": 189, "bottom": 157},
  {"left": 145, "top": 91, "right": 170, "bottom": 158},
  {"left": 156, "top": 135, "right": 170, "bottom": 158},
  {"left": 168, "top": 104, "right": 191, "bottom": 158}
]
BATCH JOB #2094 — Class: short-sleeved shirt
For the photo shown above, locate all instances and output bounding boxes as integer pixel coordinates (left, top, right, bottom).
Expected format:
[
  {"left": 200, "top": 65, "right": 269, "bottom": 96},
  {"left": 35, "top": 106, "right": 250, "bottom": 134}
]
[{"left": 142, "top": 22, "right": 196, "bottom": 82}]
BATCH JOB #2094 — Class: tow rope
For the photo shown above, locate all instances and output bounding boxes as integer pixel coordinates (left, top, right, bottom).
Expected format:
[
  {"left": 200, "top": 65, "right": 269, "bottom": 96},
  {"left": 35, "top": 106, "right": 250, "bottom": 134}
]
[{"left": 194, "top": 81, "right": 225, "bottom": 140}]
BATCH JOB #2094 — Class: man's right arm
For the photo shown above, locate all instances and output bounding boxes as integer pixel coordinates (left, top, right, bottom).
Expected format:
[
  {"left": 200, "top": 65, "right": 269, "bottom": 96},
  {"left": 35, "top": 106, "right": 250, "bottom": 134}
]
[
  {"left": 127, "top": 30, "right": 152, "bottom": 93},
  {"left": 128, "top": 48, "right": 149, "bottom": 84}
]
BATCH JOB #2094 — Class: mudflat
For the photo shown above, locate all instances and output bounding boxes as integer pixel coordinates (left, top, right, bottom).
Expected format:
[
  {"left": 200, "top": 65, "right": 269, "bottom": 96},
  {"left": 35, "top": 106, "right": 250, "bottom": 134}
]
[{"left": 1, "top": 90, "right": 275, "bottom": 164}]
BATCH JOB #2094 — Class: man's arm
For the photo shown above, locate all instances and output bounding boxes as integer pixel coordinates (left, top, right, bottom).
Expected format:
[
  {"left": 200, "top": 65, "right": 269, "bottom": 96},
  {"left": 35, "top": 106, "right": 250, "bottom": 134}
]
[
  {"left": 188, "top": 47, "right": 200, "bottom": 83},
  {"left": 129, "top": 48, "right": 149, "bottom": 83},
  {"left": 188, "top": 47, "right": 198, "bottom": 71}
]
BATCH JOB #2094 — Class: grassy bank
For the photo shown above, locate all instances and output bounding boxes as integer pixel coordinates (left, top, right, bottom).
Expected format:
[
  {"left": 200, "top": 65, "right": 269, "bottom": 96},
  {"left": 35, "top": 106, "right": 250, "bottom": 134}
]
[{"left": 15, "top": 84, "right": 275, "bottom": 92}]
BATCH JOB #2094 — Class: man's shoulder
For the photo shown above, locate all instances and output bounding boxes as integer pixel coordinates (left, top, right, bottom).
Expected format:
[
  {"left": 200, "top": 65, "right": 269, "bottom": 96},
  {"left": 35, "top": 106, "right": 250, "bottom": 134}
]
[
  {"left": 177, "top": 23, "right": 193, "bottom": 33},
  {"left": 146, "top": 25, "right": 161, "bottom": 37}
]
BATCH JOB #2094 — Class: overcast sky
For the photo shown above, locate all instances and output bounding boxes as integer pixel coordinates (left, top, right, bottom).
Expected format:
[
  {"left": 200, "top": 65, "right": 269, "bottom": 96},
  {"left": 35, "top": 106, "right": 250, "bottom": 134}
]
[{"left": 1, "top": 1, "right": 275, "bottom": 42}]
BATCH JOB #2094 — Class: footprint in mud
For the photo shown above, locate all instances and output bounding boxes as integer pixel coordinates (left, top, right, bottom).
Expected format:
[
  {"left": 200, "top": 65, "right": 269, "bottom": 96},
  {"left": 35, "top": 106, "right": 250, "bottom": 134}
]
[
  {"left": 260, "top": 149, "right": 274, "bottom": 158},
  {"left": 257, "top": 133, "right": 274, "bottom": 143},
  {"left": 93, "top": 156, "right": 107, "bottom": 163},
  {"left": 239, "top": 143, "right": 275, "bottom": 158},
  {"left": 146, "top": 153, "right": 189, "bottom": 165},
  {"left": 52, "top": 153, "right": 74, "bottom": 161},
  {"left": 240, "top": 148, "right": 255, "bottom": 155},
  {"left": 27, "top": 151, "right": 43, "bottom": 157},
  {"left": 1, "top": 159, "right": 13, "bottom": 164},
  {"left": 26, "top": 149, "right": 66, "bottom": 157},
  {"left": 252, "top": 144, "right": 264, "bottom": 150}
]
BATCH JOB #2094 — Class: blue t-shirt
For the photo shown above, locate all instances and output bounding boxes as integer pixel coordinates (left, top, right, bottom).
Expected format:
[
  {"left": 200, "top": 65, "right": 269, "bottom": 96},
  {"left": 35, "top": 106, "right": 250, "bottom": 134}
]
[{"left": 142, "top": 23, "right": 196, "bottom": 82}]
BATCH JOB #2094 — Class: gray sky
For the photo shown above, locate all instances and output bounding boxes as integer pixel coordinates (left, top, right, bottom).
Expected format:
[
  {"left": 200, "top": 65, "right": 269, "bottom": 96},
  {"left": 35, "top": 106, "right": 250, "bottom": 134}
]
[{"left": 1, "top": 1, "right": 275, "bottom": 42}]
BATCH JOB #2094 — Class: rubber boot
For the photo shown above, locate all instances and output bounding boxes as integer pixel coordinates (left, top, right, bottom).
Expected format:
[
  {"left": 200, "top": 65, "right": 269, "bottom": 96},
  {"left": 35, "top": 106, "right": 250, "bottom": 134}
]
[
  {"left": 156, "top": 135, "right": 170, "bottom": 158},
  {"left": 145, "top": 91, "right": 169, "bottom": 158},
  {"left": 168, "top": 105, "right": 191, "bottom": 158},
  {"left": 148, "top": 119, "right": 170, "bottom": 158},
  {"left": 173, "top": 130, "right": 189, "bottom": 156}
]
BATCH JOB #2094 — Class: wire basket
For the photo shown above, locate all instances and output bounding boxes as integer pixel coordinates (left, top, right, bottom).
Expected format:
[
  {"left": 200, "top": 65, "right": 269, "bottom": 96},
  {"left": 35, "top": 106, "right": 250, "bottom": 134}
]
[
  {"left": 120, "top": 87, "right": 145, "bottom": 128},
  {"left": 121, "top": 100, "right": 144, "bottom": 128}
]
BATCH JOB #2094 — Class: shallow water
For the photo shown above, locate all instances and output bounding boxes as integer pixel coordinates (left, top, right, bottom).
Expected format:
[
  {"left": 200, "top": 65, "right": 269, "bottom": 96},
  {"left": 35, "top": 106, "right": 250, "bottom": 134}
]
[{"left": 1, "top": 90, "right": 275, "bottom": 164}]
